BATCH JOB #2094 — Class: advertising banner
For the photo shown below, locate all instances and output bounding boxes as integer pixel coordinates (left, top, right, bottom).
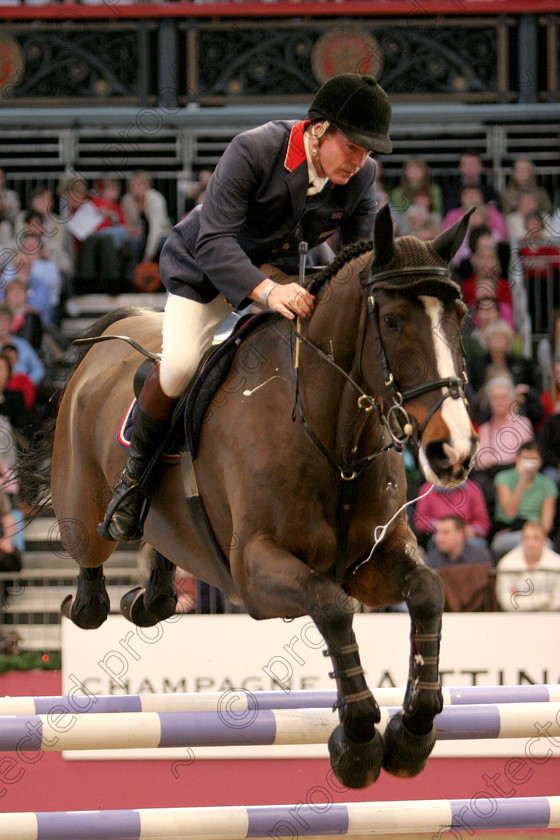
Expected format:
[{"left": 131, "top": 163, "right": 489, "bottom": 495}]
[{"left": 62, "top": 612, "right": 560, "bottom": 760}]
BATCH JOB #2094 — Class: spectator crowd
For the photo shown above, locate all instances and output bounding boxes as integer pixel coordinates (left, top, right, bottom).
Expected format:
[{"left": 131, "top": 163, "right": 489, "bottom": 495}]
[
  {"left": 0, "top": 151, "right": 559, "bottom": 613},
  {"left": 381, "top": 151, "right": 560, "bottom": 612}
]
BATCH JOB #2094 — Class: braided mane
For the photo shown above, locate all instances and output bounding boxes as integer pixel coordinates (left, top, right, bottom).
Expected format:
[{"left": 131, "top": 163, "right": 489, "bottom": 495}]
[{"left": 306, "top": 238, "right": 374, "bottom": 296}]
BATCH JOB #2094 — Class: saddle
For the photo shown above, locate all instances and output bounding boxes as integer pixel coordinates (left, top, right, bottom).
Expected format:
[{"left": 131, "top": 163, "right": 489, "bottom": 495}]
[
  {"left": 119, "top": 311, "right": 273, "bottom": 458},
  {"left": 184, "top": 311, "right": 274, "bottom": 456}
]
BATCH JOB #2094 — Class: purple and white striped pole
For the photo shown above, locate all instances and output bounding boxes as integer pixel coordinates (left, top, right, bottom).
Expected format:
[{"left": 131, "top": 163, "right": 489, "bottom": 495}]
[
  {"left": 0, "top": 796, "right": 559, "bottom": 839},
  {"left": 0, "top": 683, "right": 558, "bottom": 717},
  {"left": 1, "top": 702, "right": 559, "bottom": 751}
]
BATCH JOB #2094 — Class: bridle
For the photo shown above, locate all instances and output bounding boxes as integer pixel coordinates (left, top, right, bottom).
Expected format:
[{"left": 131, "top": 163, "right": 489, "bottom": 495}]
[
  {"left": 360, "top": 265, "right": 468, "bottom": 441},
  {"left": 294, "top": 264, "right": 468, "bottom": 470},
  {"left": 292, "top": 262, "right": 470, "bottom": 585}
]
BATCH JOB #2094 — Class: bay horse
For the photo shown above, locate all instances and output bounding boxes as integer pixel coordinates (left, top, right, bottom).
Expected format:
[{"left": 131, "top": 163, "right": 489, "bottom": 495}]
[{"left": 46, "top": 204, "right": 477, "bottom": 787}]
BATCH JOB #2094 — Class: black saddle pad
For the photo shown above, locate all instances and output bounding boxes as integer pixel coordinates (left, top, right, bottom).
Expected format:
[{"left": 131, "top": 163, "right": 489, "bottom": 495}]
[
  {"left": 184, "top": 311, "right": 275, "bottom": 456},
  {"left": 118, "top": 312, "right": 275, "bottom": 460}
]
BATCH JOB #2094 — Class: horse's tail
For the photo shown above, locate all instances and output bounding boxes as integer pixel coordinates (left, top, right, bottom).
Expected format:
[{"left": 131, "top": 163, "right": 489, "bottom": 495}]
[{"left": 19, "top": 306, "right": 155, "bottom": 517}]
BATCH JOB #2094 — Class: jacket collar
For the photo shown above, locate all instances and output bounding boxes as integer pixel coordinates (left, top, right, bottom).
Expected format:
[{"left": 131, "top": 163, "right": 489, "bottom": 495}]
[{"left": 284, "top": 120, "right": 311, "bottom": 172}]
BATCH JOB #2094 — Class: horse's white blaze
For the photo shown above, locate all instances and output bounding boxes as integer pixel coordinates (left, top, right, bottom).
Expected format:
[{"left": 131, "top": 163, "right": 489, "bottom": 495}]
[{"left": 418, "top": 295, "right": 473, "bottom": 481}]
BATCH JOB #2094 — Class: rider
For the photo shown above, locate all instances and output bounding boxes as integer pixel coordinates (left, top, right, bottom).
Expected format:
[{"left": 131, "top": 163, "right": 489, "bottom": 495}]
[{"left": 98, "top": 73, "right": 393, "bottom": 542}]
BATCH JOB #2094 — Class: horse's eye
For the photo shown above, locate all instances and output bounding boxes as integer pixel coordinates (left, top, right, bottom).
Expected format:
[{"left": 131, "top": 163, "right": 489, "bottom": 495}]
[{"left": 383, "top": 315, "right": 400, "bottom": 332}]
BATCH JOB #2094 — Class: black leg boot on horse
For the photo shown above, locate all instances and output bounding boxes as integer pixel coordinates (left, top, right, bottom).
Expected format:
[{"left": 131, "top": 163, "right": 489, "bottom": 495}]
[
  {"left": 120, "top": 549, "right": 178, "bottom": 627},
  {"left": 61, "top": 566, "right": 111, "bottom": 630},
  {"left": 97, "top": 363, "right": 178, "bottom": 543}
]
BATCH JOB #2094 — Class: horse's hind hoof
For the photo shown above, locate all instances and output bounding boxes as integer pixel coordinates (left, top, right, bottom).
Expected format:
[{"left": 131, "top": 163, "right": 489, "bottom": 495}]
[
  {"left": 120, "top": 586, "right": 170, "bottom": 627},
  {"left": 382, "top": 712, "right": 437, "bottom": 778},
  {"left": 328, "top": 725, "right": 384, "bottom": 789},
  {"left": 143, "top": 571, "right": 178, "bottom": 621},
  {"left": 60, "top": 594, "right": 109, "bottom": 630}
]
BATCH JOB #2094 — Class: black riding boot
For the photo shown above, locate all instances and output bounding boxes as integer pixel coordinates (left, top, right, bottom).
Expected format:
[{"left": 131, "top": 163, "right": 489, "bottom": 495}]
[{"left": 97, "top": 364, "right": 178, "bottom": 542}]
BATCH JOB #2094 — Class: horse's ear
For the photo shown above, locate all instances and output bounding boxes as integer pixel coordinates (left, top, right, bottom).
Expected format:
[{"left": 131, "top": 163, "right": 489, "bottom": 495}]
[
  {"left": 373, "top": 203, "right": 395, "bottom": 266},
  {"left": 431, "top": 206, "right": 475, "bottom": 264}
]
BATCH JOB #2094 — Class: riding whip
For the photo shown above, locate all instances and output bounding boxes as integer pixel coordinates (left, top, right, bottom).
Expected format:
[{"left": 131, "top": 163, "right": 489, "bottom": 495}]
[{"left": 295, "top": 241, "right": 308, "bottom": 369}]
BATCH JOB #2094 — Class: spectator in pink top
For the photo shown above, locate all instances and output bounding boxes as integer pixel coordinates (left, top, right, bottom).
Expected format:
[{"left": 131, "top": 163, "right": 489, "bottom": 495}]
[
  {"left": 470, "top": 375, "right": 534, "bottom": 517},
  {"left": 475, "top": 376, "right": 534, "bottom": 470},
  {"left": 413, "top": 478, "right": 491, "bottom": 550},
  {"left": 442, "top": 186, "right": 507, "bottom": 267}
]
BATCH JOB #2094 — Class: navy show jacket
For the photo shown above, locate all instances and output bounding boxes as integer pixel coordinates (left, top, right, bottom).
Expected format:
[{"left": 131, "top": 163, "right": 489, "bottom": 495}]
[{"left": 160, "top": 119, "right": 378, "bottom": 309}]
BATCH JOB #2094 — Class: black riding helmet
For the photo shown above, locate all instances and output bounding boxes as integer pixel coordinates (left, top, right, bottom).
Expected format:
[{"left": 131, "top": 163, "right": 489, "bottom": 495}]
[{"left": 308, "top": 74, "right": 392, "bottom": 154}]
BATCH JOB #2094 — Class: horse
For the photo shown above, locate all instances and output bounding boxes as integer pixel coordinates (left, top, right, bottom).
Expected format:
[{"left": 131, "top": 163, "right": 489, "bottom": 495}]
[{"left": 42, "top": 204, "right": 478, "bottom": 788}]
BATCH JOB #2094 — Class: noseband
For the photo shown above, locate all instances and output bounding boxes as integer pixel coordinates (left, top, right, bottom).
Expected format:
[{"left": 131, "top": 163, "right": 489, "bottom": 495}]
[{"left": 361, "top": 265, "right": 468, "bottom": 442}]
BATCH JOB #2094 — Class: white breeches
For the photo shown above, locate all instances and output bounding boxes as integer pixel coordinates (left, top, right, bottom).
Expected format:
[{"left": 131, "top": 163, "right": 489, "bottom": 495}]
[{"left": 159, "top": 292, "right": 234, "bottom": 398}]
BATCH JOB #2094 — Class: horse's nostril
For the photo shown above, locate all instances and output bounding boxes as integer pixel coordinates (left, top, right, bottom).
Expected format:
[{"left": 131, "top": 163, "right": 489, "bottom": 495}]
[{"left": 425, "top": 440, "right": 448, "bottom": 466}]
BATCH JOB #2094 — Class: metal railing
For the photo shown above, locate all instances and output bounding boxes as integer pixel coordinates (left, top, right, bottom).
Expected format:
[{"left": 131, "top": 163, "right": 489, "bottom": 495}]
[
  {"left": 0, "top": 107, "right": 559, "bottom": 223},
  {"left": 512, "top": 249, "right": 560, "bottom": 352}
]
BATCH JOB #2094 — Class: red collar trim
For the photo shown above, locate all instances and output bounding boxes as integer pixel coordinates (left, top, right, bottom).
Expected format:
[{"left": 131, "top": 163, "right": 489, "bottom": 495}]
[{"left": 284, "top": 120, "right": 311, "bottom": 173}]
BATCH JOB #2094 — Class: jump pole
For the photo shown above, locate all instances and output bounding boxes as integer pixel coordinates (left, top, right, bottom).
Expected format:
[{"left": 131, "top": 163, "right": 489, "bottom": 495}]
[
  {"left": 1, "top": 796, "right": 560, "bottom": 839},
  {"left": 2, "top": 701, "right": 560, "bottom": 751},
  {"left": 1, "top": 683, "right": 559, "bottom": 716}
]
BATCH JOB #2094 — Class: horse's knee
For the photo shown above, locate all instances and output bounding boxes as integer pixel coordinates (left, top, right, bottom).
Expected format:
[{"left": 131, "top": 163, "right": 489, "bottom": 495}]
[
  {"left": 404, "top": 564, "right": 445, "bottom": 618},
  {"left": 244, "top": 602, "right": 269, "bottom": 621},
  {"left": 306, "top": 571, "right": 353, "bottom": 631}
]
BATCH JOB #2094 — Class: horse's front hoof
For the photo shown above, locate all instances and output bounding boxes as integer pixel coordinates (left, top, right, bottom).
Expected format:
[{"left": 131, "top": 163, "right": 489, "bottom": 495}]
[
  {"left": 60, "top": 593, "right": 109, "bottom": 630},
  {"left": 328, "top": 725, "right": 384, "bottom": 789},
  {"left": 382, "top": 712, "right": 437, "bottom": 778},
  {"left": 120, "top": 587, "right": 165, "bottom": 627}
]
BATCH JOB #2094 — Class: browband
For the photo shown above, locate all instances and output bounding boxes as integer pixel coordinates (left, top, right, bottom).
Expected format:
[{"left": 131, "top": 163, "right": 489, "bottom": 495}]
[{"left": 369, "top": 266, "right": 452, "bottom": 284}]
